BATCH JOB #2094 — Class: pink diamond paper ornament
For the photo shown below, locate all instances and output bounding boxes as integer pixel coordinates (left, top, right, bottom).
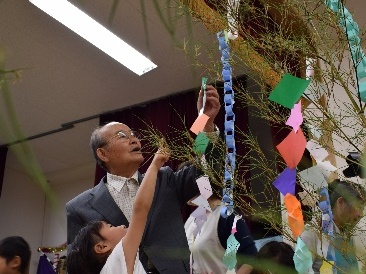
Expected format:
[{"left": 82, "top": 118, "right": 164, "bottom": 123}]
[{"left": 276, "top": 129, "right": 307, "bottom": 169}]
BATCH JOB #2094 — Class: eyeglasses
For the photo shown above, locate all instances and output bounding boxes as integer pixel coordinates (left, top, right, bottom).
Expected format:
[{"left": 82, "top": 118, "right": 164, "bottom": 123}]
[{"left": 101, "top": 130, "right": 140, "bottom": 147}]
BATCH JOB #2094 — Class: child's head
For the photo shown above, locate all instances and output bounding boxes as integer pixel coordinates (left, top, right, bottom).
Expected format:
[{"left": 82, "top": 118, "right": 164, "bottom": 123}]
[
  {"left": 67, "top": 220, "right": 127, "bottom": 274},
  {"left": 0, "top": 236, "right": 31, "bottom": 274},
  {"left": 251, "top": 241, "right": 296, "bottom": 274}
]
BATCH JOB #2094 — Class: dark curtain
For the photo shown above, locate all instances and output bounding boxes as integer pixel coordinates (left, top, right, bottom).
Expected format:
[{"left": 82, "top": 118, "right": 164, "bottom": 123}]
[
  {"left": 95, "top": 76, "right": 249, "bottom": 221},
  {"left": 0, "top": 146, "right": 8, "bottom": 198}
]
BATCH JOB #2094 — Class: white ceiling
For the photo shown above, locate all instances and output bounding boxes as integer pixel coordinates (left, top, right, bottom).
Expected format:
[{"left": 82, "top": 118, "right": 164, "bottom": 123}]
[
  {"left": 0, "top": 0, "right": 365, "bottom": 185},
  {"left": 0, "top": 0, "right": 217, "bottom": 183}
]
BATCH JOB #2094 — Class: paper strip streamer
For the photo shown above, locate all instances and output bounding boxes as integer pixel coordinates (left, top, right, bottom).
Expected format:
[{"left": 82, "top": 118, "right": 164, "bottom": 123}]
[
  {"left": 193, "top": 132, "right": 210, "bottom": 155},
  {"left": 231, "top": 215, "right": 242, "bottom": 234},
  {"left": 223, "top": 234, "right": 240, "bottom": 270},
  {"left": 269, "top": 74, "right": 310, "bottom": 109},
  {"left": 272, "top": 167, "right": 296, "bottom": 196},
  {"left": 276, "top": 129, "right": 307, "bottom": 169},
  {"left": 306, "top": 139, "right": 329, "bottom": 162},
  {"left": 196, "top": 176, "right": 213, "bottom": 199},
  {"left": 299, "top": 165, "right": 328, "bottom": 191},
  {"left": 316, "top": 160, "right": 337, "bottom": 178},
  {"left": 191, "top": 195, "right": 212, "bottom": 212},
  {"left": 284, "top": 193, "right": 304, "bottom": 238},
  {"left": 191, "top": 206, "right": 207, "bottom": 237},
  {"left": 285, "top": 100, "right": 303, "bottom": 133},
  {"left": 294, "top": 237, "right": 313, "bottom": 273},
  {"left": 199, "top": 77, "right": 208, "bottom": 115},
  {"left": 190, "top": 113, "right": 210, "bottom": 135},
  {"left": 191, "top": 206, "right": 207, "bottom": 221}
]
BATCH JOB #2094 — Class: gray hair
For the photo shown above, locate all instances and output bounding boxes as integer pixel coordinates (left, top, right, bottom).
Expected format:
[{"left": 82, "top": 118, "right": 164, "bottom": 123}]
[
  {"left": 90, "top": 126, "right": 107, "bottom": 171},
  {"left": 329, "top": 179, "right": 366, "bottom": 209}
]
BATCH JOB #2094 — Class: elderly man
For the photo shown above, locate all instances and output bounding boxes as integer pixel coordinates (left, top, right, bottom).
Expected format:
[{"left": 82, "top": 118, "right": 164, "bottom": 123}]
[
  {"left": 66, "top": 85, "right": 220, "bottom": 274},
  {"left": 300, "top": 179, "right": 366, "bottom": 274}
]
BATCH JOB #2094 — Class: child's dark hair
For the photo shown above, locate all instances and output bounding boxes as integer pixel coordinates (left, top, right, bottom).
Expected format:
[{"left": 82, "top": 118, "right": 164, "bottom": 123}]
[
  {"left": 67, "top": 220, "right": 111, "bottom": 274},
  {"left": 251, "top": 241, "right": 296, "bottom": 274},
  {"left": 0, "top": 236, "right": 31, "bottom": 274}
]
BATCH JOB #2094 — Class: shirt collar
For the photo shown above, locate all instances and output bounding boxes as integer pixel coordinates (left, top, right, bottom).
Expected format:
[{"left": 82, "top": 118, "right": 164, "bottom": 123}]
[{"left": 106, "top": 171, "right": 139, "bottom": 192}]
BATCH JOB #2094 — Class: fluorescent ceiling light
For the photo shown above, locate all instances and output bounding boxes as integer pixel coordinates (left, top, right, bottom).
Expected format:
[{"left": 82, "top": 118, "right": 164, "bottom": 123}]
[{"left": 29, "top": 0, "right": 157, "bottom": 76}]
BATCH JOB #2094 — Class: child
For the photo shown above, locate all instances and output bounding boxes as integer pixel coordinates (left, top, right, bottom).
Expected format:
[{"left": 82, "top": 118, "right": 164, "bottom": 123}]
[
  {"left": 67, "top": 144, "right": 170, "bottom": 274},
  {"left": 246, "top": 241, "right": 296, "bottom": 274},
  {"left": 0, "top": 236, "right": 31, "bottom": 274}
]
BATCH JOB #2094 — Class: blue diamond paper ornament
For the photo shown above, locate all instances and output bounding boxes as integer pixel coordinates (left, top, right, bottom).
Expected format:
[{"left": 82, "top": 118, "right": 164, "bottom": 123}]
[{"left": 223, "top": 234, "right": 240, "bottom": 270}]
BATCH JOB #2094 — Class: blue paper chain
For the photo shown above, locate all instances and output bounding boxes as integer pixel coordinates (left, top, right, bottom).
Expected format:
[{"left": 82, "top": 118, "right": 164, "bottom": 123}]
[
  {"left": 318, "top": 187, "right": 336, "bottom": 265},
  {"left": 318, "top": 187, "right": 333, "bottom": 235},
  {"left": 324, "top": 0, "right": 366, "bottom": 102},
  {"left": 217, "top": 31, "right": 236, "bottom": 218}
]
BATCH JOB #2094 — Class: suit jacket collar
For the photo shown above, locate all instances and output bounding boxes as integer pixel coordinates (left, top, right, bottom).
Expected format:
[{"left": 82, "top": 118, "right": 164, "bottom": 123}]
[
  {"left": 138, "top": 171, "right": 143, "bottom": 184},
  {"left": 90, "top": 176, "right": 128, "bottom": 226}
]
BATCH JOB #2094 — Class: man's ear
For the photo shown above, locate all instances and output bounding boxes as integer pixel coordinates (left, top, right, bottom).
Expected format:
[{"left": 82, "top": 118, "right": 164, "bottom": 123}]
[
  {"left": 97, "top": 148, "right": 109, "bottom": 163},
  {"left": 337, "top": 197, "right": 347, "bottom": 209},
  {"left": 9, "top": 256, "right": 21, "bottom": 270},
  {"left": 94, "top": 241, "right": 111, "bottom": 254}
]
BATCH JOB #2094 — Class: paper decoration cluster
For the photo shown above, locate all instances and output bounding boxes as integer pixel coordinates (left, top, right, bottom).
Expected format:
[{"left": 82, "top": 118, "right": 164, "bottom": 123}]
[
  {"left": 324, "top": 0, "right": 366, "bottom": 102},
  {"left": 223, "top": 215, "right": 242, "bottom": 270},
  {"left": 268, "top": 69, "right": 342, "bottom": 271},
  {"left": 217, "top": 30, "right": 236, "bottom": 218},
  {"left": 269, "top": 75, "right": 309, "bottom": 239}
]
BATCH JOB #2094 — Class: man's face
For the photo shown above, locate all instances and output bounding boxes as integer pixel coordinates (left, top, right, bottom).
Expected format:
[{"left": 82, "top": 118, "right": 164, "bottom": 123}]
[
  {"left": 98, "top": 123, "right": 144, "bottom": 171},
  {"left": 338, "top": 198, "right": 365, "bottom": 230}
]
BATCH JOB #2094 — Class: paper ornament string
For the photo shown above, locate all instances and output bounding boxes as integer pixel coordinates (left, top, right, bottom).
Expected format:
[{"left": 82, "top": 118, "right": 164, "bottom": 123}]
[
  {"left": 269, "top": 74, "right": 308, "bottom": 238},
  {"left": 223, "top": 215, "right": 242, "bottom": 270},
  {"left": 217, "top": 30, "right": 236, "bottom": 218},
  {"left": 324, "top": 0, "right": 366, "bottom": 101}
]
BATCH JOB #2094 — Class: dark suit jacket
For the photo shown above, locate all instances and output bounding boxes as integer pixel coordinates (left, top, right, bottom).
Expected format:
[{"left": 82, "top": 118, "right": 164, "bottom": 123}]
[{"left": 66, "top": 165, "right": 200, "bottom": 274}]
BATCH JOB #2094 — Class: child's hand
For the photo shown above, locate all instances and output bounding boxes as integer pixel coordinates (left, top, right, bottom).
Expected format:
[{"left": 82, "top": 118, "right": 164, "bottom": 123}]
[{"left": 152, "top": 139, "right": 170, "bottom": 168}]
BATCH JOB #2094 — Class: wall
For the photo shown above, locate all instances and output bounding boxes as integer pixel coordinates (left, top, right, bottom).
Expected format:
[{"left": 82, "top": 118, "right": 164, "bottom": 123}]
[
  {"left": 0, "top": 154, "right": 45, "bottom": 273},
  {"left": 0, "top": 151, "right": 95, "bottom": 273}
]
